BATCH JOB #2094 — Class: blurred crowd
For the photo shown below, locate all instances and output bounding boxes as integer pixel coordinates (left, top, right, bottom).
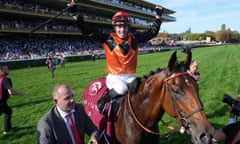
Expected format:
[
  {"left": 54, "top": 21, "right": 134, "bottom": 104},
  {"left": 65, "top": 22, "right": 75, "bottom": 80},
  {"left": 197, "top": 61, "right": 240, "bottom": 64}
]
[
  {"left": 0, "top": 37, "right": 103, "bottom": 61},
  {"left": 0, "top": 36, "right": 153, "bottom": 61},
  {"left": 0, "top": 0, "right": 155, "bottom": 61}
]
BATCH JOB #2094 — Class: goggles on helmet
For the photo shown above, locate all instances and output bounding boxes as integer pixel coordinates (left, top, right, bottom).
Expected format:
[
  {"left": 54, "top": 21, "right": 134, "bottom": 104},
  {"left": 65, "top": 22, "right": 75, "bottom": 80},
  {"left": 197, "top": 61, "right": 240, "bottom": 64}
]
[{"left": 112, "top": 11, "right": 131, "bottom": 26}]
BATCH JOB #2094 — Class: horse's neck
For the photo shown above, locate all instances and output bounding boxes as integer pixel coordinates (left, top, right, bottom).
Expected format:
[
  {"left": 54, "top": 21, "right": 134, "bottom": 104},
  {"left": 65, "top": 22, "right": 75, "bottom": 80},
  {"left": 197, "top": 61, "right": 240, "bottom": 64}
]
[{"left": 131, "top": 73, "right": 166, "bottom": 122}]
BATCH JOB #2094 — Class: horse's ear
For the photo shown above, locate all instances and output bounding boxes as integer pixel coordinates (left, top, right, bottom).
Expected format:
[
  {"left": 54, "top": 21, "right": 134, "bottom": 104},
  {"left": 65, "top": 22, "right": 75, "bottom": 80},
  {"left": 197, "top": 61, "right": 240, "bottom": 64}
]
[
  {"left": 168, "top": 51, "right": 177, "bottom": 71},
  {"left": 184, "top": 50, "right": 192, "bottom": 69}
]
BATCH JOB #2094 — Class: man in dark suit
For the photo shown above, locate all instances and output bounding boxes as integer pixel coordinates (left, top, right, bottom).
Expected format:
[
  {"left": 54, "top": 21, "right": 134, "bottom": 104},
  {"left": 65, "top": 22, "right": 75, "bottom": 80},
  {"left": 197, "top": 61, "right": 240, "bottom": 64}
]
[{"left": 37, "top": 83, "right": 98, "bottom": 144}]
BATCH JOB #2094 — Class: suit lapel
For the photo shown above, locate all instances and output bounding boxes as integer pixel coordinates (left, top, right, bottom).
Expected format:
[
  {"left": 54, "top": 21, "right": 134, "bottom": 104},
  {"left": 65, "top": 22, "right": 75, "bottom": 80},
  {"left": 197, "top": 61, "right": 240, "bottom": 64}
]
[
  {"left": 53, "top": 107, "right": 73, "bottom": 144},
  {"left": 73, "top": 105, "right": 82, "bottom": 136}
]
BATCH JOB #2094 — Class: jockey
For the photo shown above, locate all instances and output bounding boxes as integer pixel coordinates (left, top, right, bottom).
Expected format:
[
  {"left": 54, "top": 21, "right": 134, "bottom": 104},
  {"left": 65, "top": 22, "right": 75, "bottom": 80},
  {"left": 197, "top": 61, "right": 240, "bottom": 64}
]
[{"left": 68, "top": 2, "right": 164, "bottom": 114}]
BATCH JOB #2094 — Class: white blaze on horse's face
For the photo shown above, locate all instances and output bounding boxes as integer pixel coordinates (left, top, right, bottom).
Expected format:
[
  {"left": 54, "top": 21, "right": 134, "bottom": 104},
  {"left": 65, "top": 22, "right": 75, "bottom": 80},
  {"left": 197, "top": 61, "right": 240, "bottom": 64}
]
[
  {"left": 185, "top": 79, "right": 190, "bottom": 85},
  {"left": 180, "top": 126, "right": 186, "bottom": 134}
]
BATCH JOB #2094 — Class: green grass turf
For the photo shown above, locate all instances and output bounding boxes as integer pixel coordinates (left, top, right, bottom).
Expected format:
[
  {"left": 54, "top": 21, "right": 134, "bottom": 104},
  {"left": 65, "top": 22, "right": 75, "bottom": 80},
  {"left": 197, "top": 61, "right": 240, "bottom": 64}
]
[{"left": 0, "top": 44, "right": 240, "bottom": 143}]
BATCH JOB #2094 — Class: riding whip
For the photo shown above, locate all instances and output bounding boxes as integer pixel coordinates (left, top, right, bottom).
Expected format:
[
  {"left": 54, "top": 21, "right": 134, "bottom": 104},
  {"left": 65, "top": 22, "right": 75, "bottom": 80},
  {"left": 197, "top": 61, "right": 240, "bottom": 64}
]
[{"left": 29, "top": 0, "right": 77, "bottom": 34}]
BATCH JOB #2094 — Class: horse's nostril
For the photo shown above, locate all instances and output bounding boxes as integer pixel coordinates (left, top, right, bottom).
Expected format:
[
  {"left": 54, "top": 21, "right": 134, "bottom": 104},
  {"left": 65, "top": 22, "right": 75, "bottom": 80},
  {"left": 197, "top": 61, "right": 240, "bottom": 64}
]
[{"left": 200, "top": 133, "right": 211, "bottom": 144}]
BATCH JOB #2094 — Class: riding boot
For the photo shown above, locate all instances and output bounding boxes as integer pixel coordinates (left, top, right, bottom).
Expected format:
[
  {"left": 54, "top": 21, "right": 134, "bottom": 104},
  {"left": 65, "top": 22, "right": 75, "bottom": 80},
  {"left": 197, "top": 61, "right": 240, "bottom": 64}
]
[{"left": 97, "top": 89, "right": 120, "bottom": 114}]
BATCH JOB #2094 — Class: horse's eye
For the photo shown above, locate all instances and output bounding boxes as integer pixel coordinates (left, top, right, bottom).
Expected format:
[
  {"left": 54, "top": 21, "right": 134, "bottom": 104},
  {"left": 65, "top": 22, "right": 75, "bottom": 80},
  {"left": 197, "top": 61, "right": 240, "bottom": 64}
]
[
  {"left": 172, "top": 87, "right": 179, "bottom": 93},
  {"left": 172, "top": 86, "right": 180, "bottom": 94},
  {"left": 172, "top": 86, "right": 184, "bottom": 97}
]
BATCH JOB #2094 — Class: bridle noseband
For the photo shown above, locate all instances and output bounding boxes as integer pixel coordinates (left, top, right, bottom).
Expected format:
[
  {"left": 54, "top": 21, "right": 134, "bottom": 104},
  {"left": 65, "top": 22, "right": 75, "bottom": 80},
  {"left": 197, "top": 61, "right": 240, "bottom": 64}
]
[{"left": 127, "top": 71, "right": 203, "bottom": 135}]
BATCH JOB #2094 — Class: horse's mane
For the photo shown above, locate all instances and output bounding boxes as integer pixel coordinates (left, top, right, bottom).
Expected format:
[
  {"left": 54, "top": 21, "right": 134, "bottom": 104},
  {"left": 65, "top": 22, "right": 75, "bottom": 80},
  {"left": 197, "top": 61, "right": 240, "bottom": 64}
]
[
  {"left": 128, "top": 60, "right": 188, "bottom": 95},
  {"left": 128, "top": 68, "right": 163, "bottom": 95}
]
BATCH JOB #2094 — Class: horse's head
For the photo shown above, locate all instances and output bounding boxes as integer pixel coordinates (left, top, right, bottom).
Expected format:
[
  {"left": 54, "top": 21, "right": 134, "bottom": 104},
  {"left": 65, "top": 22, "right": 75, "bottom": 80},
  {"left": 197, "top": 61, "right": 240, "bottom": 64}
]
[{"left": 162, "top": 51, "right": 214, "bottom": 144}]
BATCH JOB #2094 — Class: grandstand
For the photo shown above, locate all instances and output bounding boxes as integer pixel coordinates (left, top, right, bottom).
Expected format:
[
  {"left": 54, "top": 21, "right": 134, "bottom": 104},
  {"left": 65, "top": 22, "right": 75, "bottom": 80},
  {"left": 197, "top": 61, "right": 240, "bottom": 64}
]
[{"left": 0, "top": 0, "right": 176, "bottom": 62}]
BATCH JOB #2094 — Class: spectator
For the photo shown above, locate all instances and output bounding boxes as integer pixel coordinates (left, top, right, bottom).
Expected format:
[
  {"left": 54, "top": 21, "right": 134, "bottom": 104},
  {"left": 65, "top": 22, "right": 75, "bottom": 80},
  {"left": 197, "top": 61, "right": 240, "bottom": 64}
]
[
  {"left": 227, "top": 86, "right": 240, "bottom": 124},
  {"left": 212, "top": 122, "right": 240, "bottom": 144},
  {"left": 60, "top": 55, "right": 65, "bottom": 68},
  {"left": 68, "top": 1, "right": 165, "bottom": 114},
  {"left": 227, "top": 95, "right": 240, "bottom": 124},
  {"left": 36, "top": 83, "right": 98, "bottom": 144},
  {"left": 187, "top": 60, "right": 200, "bottom": 81},
  {"left": 45, "top": 57, "right": 56, "bottom": 79},
  {"left": 212, "top": 86, "right": 240, "bottom": 144},
  {"left": 0, "top": 65, "right": 24, "bottom": 135}
]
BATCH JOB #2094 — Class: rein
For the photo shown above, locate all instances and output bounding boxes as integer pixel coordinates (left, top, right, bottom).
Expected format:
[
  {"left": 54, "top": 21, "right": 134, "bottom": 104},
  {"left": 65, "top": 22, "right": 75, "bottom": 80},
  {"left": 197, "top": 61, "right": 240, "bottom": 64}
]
[
  {"left": 127, "top": 71, "right": 203, "bottom": 135},
  {"left": 127, "top": 91, "right": 161, "bottom": 135}
]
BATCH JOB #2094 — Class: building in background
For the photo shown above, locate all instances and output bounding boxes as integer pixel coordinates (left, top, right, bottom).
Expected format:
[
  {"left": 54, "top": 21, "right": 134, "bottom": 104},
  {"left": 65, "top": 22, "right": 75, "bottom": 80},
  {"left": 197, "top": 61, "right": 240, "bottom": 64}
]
[{"left": 0, "top": 0, "right": 176, "bottom": 61}]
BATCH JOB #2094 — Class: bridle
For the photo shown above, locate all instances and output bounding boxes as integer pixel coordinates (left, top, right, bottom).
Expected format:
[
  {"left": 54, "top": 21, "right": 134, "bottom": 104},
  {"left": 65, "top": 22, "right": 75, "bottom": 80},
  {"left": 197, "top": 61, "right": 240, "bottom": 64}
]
[
  {"left": 127, "top": 71, "right": 203, "bottom": 135},
  {"left": 164, "top": 72, "right": 203, "bottom": 129}
]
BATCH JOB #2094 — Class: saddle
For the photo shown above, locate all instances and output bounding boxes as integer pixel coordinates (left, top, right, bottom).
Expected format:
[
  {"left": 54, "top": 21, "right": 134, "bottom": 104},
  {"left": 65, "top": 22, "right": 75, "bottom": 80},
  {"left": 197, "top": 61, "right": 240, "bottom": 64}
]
[
  {"left": 82, "top": 77, "right": 116, "bottom": 144},
  {"left": 82, "top": 77, "right": 141, "bottom": 143}
]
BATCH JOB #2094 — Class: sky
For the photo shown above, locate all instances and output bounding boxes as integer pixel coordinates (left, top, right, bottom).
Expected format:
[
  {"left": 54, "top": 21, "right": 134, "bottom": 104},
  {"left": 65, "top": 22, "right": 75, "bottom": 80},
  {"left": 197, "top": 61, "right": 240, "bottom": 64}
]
[{"left": 147, "top": 0, "right": 240, "bottom": 33}]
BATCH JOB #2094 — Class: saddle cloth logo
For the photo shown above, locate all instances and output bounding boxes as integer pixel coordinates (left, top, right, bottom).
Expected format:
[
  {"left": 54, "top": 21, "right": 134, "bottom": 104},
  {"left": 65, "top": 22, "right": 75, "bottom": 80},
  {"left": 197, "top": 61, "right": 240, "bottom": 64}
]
[
  {"left": 82, "top": 77, "right": 108, "bottom": 128},
  {"left": 89, "top": 81, "right": 103, "bottom": 96}
]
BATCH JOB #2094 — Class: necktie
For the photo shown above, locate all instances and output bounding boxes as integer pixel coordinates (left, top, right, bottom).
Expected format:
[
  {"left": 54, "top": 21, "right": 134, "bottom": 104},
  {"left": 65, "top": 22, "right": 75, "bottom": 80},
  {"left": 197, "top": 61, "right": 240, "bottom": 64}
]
[{"left": 67, "top": 113, "right": 83, "bottom": 144}]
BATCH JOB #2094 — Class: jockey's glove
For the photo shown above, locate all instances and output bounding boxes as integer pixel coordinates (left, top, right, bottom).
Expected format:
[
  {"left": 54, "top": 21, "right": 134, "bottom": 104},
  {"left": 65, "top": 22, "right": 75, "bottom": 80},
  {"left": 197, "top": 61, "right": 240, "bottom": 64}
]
[
  {"left": 155, "top": 6, "right": 164, "bottom": 19},
  {"left": 67, "top": 1, "right": 81, "bottom": 18}
]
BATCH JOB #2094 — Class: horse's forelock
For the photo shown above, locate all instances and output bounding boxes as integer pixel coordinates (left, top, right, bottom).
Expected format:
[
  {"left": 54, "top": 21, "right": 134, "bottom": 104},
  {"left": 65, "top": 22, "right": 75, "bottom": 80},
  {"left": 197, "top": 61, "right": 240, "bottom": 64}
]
[
  {"left": 168, "top": 51, "right": 191, "bottom": 73},
  {"left": 168, "top": 61, "right": 187, "bottom": 75}
]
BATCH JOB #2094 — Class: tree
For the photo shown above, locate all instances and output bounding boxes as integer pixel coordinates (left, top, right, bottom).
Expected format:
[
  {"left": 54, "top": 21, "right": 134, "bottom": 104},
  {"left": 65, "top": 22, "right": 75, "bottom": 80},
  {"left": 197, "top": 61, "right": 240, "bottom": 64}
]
[
  {"left": 216, "top": 24, "right": 230, "bottom": 42},
  {"left": 230, "top": 30, "right": 240, "bottom": 43},
  {"left": 221, "top": 24, "right": 226, "bottom": 31}
]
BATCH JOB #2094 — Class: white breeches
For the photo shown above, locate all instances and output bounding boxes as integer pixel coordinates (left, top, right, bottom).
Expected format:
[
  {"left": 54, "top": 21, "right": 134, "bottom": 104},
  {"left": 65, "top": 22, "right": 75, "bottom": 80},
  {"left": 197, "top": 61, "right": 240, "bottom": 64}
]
[{"left": 106, "top": 74, "right": 135, "bottom": 95}]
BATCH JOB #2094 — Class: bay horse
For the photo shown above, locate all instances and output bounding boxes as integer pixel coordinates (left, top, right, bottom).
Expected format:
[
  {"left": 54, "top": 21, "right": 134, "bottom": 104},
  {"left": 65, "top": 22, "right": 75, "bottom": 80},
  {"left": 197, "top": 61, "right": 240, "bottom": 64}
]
[{"left": 83, "top": 50, "right": 214, "bottom": 144}]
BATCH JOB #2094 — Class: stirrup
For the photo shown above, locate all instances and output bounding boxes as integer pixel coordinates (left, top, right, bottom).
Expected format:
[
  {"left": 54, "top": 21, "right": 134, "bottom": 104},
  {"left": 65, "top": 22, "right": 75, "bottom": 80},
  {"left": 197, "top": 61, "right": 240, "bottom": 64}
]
[
  {"left": 97, "top": 99, "right": 108, "bottom": 114},
  {"left": 98, "top": 104, "right": 107, "bottom": 114}
]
